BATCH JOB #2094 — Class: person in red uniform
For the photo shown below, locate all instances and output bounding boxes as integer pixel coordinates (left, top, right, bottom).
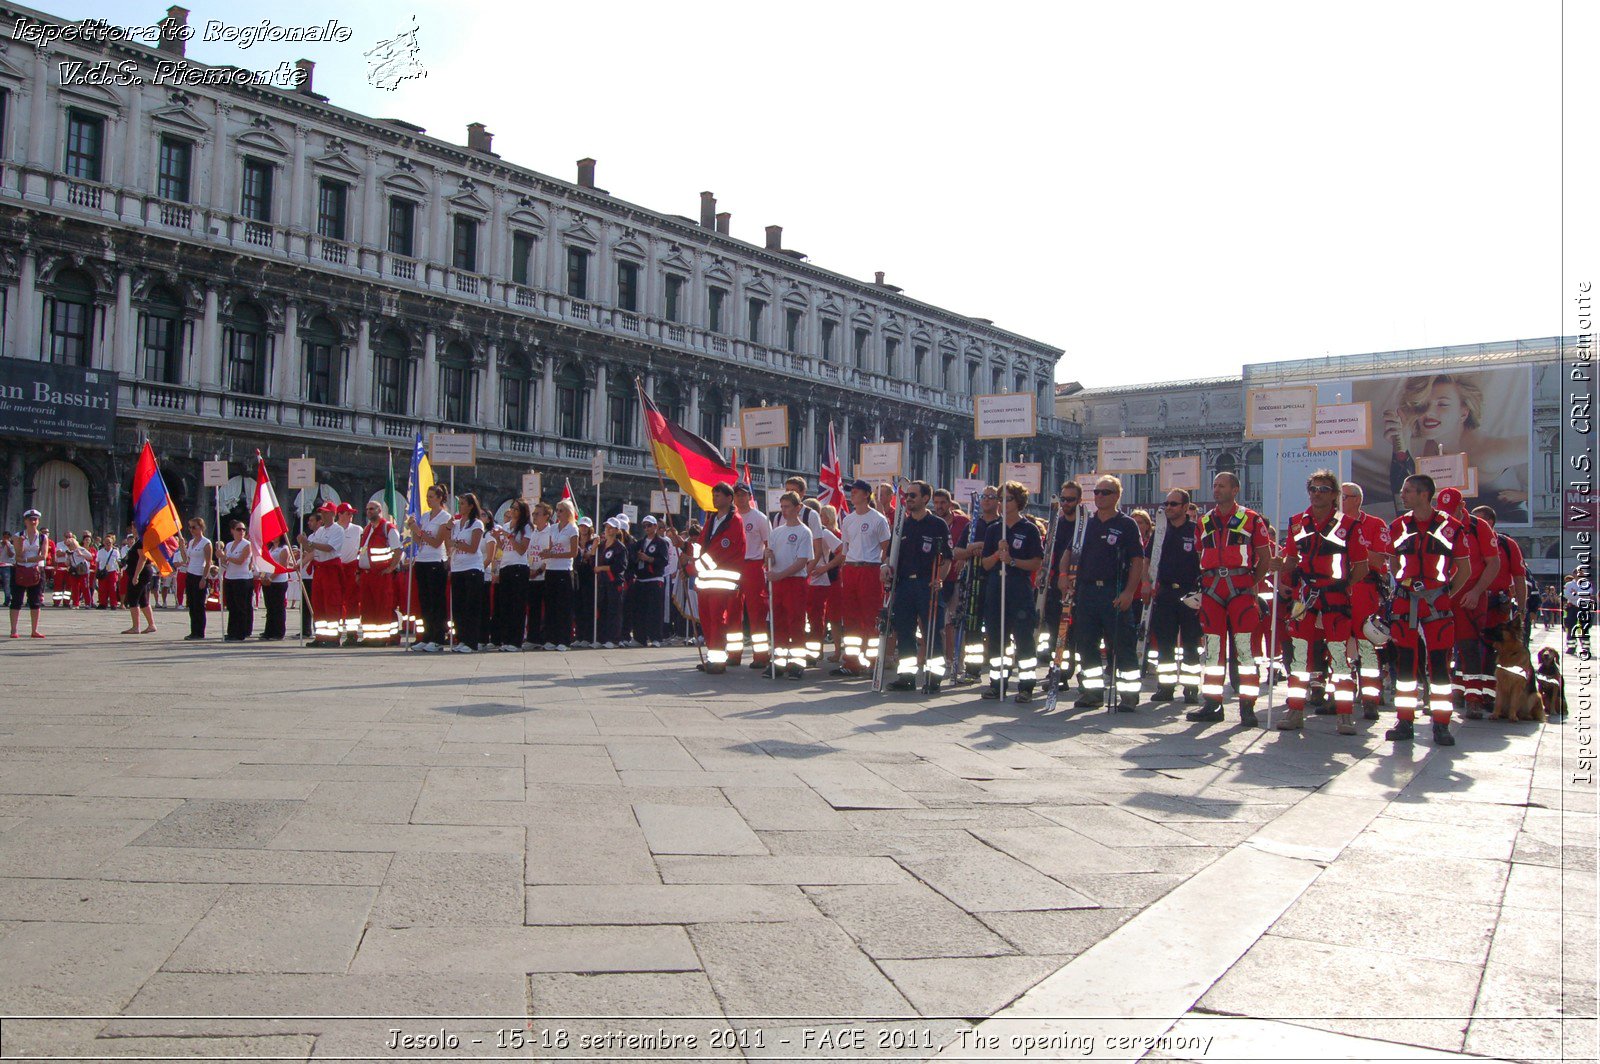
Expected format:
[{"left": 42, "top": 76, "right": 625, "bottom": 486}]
[
  {"left": 686, "top": 482, "right": 745, "bottom": 674},
  {"left": 1274, "top": 470, "right": 1370, "bottom": 733},
  {"left": 1340, "top": 482, "right": 1392, "bottom": 717},
  {"left": 1188, "top": 471, "right": 1274, "bottom": 726},
  {"left": 333, "top": 503, "right": 362, "bottom": 645},
  {"left": 834, "top": 479, "right": 892, "bottom": 676},
  {"left": 1472, "top": 504, "right": 1528, "bottom": 714},
  {"left": 1386, "top": 474, "right": 1472, "bottom": 746},
  {"left": 729, "top": 482, "right": 772, "bottom": 668},
  {"left": 300, "top": 502, "right": 346, "bottom": 646},
  {"left": 1436, "top": 487, "right": 1501, "bottom": 718},
  {"left": 767, "top": 491, "right": 815, "bottom": 680},
  {"left": 358, "top": 500, "right": 402, "bottom": 644}
]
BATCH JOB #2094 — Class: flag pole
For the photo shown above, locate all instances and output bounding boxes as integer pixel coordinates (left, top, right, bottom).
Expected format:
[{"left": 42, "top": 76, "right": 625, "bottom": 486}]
[
  {"left": 214, "top": 452, "right": 226, "bottom": 637},
  {"left": 447, "top": 464, "right": 457, "bottom": 649},
  {"left": 593, "top": 473, "right": 601, "bottom": 648},
  {"left": 634, "top": 376, "right": 708, "bottom": 667}
]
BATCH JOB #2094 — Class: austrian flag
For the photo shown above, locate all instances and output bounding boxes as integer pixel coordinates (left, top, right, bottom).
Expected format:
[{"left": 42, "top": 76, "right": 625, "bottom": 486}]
[{"left": 249, "top": 454, "right": 293, "bottom": 574}]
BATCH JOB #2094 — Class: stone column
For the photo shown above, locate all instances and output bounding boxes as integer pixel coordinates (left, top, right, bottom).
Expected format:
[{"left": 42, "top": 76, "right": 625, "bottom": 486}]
[
  {"left": 957, "top": 437, "right": 966, "bottom": 486},
  {"left": 687, "top": 380, "right": 700, "bottom": 435},
  {"left": 483, "top": 344, "right": 500, "bottom": 428},
  {"left": 289, "top": 129, "right": 308, "bottom": 234},
  {"left": 420, "top": 329, "right": 437, "bottom": 418},
  {"left": 113, "top": 270, "right": 134, "bottom": 377},
  {"left": 805, "top": 405, "right": 816, "bottom": 478},
  {"left": 276, "top": 304, "right": 298, "bottom": 399},
  {"left": 540, "top": 357, "right": 555, "bottom": 433},
  {"left": 362, "top": 148, "right": 381, "bottom": 250},
  {"left": 199, "top": 287, "right": 219, "bottom": 388},
  {"left": 15, "top": 252, "right": 36, "bottom": 362},
  {"left": 591, "top": 363, "right": 608, "bottom": 443},
  {"left": 929, "top": 433, "right": 941, "bottom": 489},
  {"left": 120, "top": 86, "right": 143, "bottom": 193},
  {"left": 352, "top": 318, "right": 371, "bottom": 410}
]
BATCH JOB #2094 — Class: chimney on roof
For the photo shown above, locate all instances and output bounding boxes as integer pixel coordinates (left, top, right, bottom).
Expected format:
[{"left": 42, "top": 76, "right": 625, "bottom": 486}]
[
  {"left": 765, "top": 225, "right": 782, "bottom": 251},
  {"left": 576, "top": 158, "right": 596, "bottom": 188},
  {"left": 700, "top": 191, "right": 716, "bottom": 229},
  {"left": 875, "top": 271, "right": 886, "bottom": 285},
  {"left": 715, "top": 212, "right": 730, "bottom": 235},
  {"left": 158, "top": 5, "right": 188, "bottom": 56},
  {"left": 466, "top": 123, "right": 494, "bottom": 154},
  {"left": 294, "top": 59, "right": 315, "bottom": 95}
]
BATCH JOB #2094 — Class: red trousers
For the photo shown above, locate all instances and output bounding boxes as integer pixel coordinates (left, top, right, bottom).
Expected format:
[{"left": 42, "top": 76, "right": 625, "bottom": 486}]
[
  {"left": 97, "top": 573, "right": 120, "bottom": 607},
  {"left": 840, "top": 564, "right": 884, "bottom": 673},
  {"left": 311, "top": 562, "right": 352, "bottom": 642},
  {"left": 359, "top": 567, "right": 399, "bottom": 643},
  {"left": 698, "top": 587, "right": 740, "bottom": 667},
  {"left": 728, "top": 559, "right": 770, "bottom": 664},
  {"left": 771, "top": 577, "right": 809, "bottom": 668}
]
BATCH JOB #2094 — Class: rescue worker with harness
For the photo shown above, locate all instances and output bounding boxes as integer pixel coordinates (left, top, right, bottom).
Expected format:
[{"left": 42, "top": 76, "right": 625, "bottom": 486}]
[
  {"left": 1274, "top": 470, "right": 1370, "bottom": 733},
  {"left": 1386, "top": 474, "right": 1472, "bottom": 746},
  {"left": 1188, "top": 471, "right": 1273, "bottom": 726},
  {"left": 1340, "top": 482, "right": 1393, "bottom": 717},
  {"left": 1435, "top": 487, "right": 1501, "bottom": 718},
  {"left": 687, "top": 482, "right": 745, "bottom": 674}
]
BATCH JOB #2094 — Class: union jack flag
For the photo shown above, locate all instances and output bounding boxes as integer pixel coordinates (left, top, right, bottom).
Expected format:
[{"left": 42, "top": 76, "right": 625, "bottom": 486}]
[{"left": 818, "top": 421, "right": 846, "bottom": 509}]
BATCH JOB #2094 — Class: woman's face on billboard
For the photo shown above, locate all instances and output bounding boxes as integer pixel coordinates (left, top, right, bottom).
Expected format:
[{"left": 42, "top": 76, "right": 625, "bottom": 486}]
[{"left": 1407, "top": 382, "right": 1468, "bottom": 439}]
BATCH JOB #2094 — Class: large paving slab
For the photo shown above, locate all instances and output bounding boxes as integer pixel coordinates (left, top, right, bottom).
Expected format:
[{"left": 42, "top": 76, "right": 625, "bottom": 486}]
[{"left": 0, "top": 611, "right": 1593, "bottom": 1062}]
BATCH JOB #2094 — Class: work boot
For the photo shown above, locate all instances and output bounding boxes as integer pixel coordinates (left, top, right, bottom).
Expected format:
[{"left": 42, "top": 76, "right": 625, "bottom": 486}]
[
  {"left": 1184, "top": 689, "right": 1200, "bottom": 705},
  {"left": 706, "top": 663, "right": 726, "bottom": 675},
  {"left": 981, "top": 681, "right": 1001, "bottom": 700},
  {"left": 1432, "top": 720, "right": 1456, "bottom": 747},
  {"left": 1015, "top": 687, "right": 1034, "bottom": 705},
  {"left": 1074, "top": 692, "right": 1104, "bottom": 709},
  {"left": 1186, "top": 702, "right": 1224, "bottom": 723},
  {"left": 1336, "top": 714, "right": 1358, "bottom": 736},
  {"left": 924, "top": 676, "right": 942, "bottom": 695},
  {"left": 1154, "top": 686, "right": 1175, "bottom": 702},
  {"left": 1464, "top": 697, "right": 1483, "bottom": 720},
  {"left": 1363, "top": 704, "right": 1381, "bottom": 721},
  {"left": 787, "top": 664, "right": 804, "bottom": 681},
  {"left": 952, "top": 673, "right": 977, "bottom": 687},
  {"left": 1310, "top": 689, "right": 1332, "bottom": 714},
  {"left": 1276, "top": 709, "right": 1304, "bottom": 731},
  {"left": 889, "top": 676, "right": 916, "bottom": 691},
  {"left": 1385, "top": 718, "right": 1415, "bottom": 742},
  {"left": 1239, "top": 707, "right": 1259, "bottom": 728},
  {"left": 1117, "top": 692, "right": 1139, "bottom": 712}
]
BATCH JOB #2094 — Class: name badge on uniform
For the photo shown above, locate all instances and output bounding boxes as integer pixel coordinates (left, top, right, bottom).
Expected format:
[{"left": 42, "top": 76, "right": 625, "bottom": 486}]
[
  {"left": 720, "top": 537, "right": 731, "bottom": 549},
  {"left": 1107, "top": 531, "right": 1120, "bottom": 545},
  {"left": 1012, "top": 536, "right": 1023, "bottom": 550},
  {"left": 1183, "top": 539, "right": 1193, "bottom": 552},
  {"left": 787, "top": 533, "right": 798, "bottom": 543},
  {"left": 922, "top": 540, "right": 932, "bottom": 552}
]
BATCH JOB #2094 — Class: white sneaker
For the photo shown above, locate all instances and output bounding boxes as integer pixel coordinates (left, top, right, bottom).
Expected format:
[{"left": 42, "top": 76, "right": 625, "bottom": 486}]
[
  {"left": 421, "top": 642, "right": 441, "bottom": 653},
  {"left": 521, "top": 642, "right": 538, "bottom": 651},
  {"left": 603, "top": 641, "right": 617, "bottom": 649},
  {"left": 542, "top": 643, "right": 556, "bottom": 651},
  {"left": 499, "top": 644, "right": 518, "bottom": 652},
  {"left": 555, "top": 644, "right": 569, "bottom": 652},
  {"left": 620, "top": 639, "right": 639, "bottom": 648},
  {"left": 455, "top": 644, "right": 475, "bottom": 654}
]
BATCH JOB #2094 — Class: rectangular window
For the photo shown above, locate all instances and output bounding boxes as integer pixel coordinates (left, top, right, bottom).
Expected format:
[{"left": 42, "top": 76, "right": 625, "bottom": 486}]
[
  {"left": 316, "top": 181, "right": 347, "bottom": 241},
  {"left": 566, "top": 247, "right": 589, "bottom": 299},
  {"left": 821, "top": 320, "right": 835, "bottom": 361},
  {"left": 240, "top": 159, "right": 273, "bottom": 222},
  {"left": 387, "top": 197, "right": 415, "bottom": 257},
  {"left": 884, "top": 338, "right": 899, "bottom": 377},
  {"left": 48, "top": 299, "right": 91, "bottom": 366},
  {"left": 664, "top": 275, "right": 684, "bottom": 322},
  {"left": 376, "top": 355, "right": 408, "bottom": 415},
  {"left": 64, "top": 109, "right": 104, "bottom": 181},
  {"left": 785, "top": 308, "right": 802, "bottom": 353},
  {"left": 503, "top": 377, "right": 529, "bottom": 432},
  {"left": 228, "top": 332, "right": 264, "bottom": 394},
  {"left": 853, "top": 328, "right": 868, "bottom": 369},
  {"left": 608, "top": 392, "right": 634, "bottom": 447},
  {"left": 512, "top": 232, "right": 535, "bottom": 286},
  {"left": 157, "top": 136, "right": 192, "bottom": 202},
  {"left": 558, "top": 382, "right": 584, "bottom": 439},
  {"left": 617, "top": 262, "right": 639, "bottom": 311},
  {"left": 747, "top": 299, "right": 764, "bottom": 344},
  {"left": 306, "top": 342, "right": 336, "bottom": 405},
  {"left": 142, "top": 314, "right": 180, "bottom": 383},
  {"left": 452, "top": 215, "right": 478, "bottom": 272},
  {"left": 914, "top": 345, "right": 928, "bottom": 384},
  {"left": 441, "top": 364, "right": 470, "bottom": 423},
  {"left": 708, "top": 287, "right": 726, "bottom": 333}
]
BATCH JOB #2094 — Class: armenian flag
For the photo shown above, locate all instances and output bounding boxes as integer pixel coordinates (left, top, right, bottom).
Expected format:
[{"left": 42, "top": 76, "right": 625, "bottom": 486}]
[
  {"left": 638, "top": 384, "right": 738, "bottom": 512},
  {"left": 131, "top": 441, "right": 183, "bottom": 576}
]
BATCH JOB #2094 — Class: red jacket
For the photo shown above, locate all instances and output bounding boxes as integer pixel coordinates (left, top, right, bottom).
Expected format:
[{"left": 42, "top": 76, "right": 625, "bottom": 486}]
[{"left": 693, "top": 509, "right": 746, "bottom": 575}]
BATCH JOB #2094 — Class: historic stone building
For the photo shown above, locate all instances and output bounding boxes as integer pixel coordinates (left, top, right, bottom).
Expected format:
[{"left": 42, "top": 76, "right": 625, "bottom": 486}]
[
  {"left": 1058, "top": 337, "right": 1567, "bottom": 577},
  {"left": 0, "top": 2, "right": 1079, "bottom": 534}
]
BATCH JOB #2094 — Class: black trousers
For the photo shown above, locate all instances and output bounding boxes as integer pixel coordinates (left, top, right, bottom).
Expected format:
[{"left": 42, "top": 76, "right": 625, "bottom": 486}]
[
  {"left": 262, "top": 582, "right": 287, "bottom": 639},
  {"left": 1149, "top": 586, "right": 1203, "bottom": 691},
  {"left": 598, "top": 578, "right": 623, "bottom": 643},
  {"left": 186, "top": 573, "right": 207, "bottom": 638},
  {"left": 450, "top": 570, "right": 485, "bottom": 649},
  {"left": 983, "top": 579, "right": 1039, "bottom": 691},
  {"left": 526, "top": 578, "right": 547, "bottom": 645},
  {"left": 300, "top": 576, "right": 313, "bottom": 637},
  {"left": 415, "top": 562, "right": 448, "bottom": 646},
  {"left": 891, "top": 577, "right": 937, "bottom": 677},
  {"left": 544, "top": 571, "right": 575, "bottom": 646},
  {"left": 494, "top": 566, "right": 529, "bottom": 647},
  {"left": 630, "top": 580, "right": 665, "bottom": 644},
  {"left": 1074, "top": 582, "right": 1139, "bottom": 699},
  {"left": 224, "top": 578, "right": 254, "bottom": 640}
]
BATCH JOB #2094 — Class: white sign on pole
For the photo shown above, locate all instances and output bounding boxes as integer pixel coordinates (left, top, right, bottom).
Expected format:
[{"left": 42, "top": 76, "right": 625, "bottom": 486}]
[
  {"left": 1097, "top": 436, "right": 1149, "bottom": 475},
  {"left": 1245, "top": 387, "right": 1319, "bottom": 439},
  {"left": 649, "top": 489, "right": 683, "bottom": 515},
  {"left": 720, "top": 426, "right": 741, "bottom": 456},
  {"left": 764, "top": 488, "right": 787, "bottom": 513},
  {"left": 739, "top": 405, "right": 789, "bottom": 450},
  {"left": 1159, "top": 455, "right": 1204, "bottom": 492},
  {"left": 286, "top": 458, "right": 316, "bottom": 490},
  {"left": 1416, "top": 452, "right": 1469, "bottom": 490},
  {"left": 591, "top": 449, "right": 606, "bottom": 486},
  {"left": 202, "top": 460, "right": 228, "bottom": 488},
  {"left": 622, "top": 503, "right": 639, "bottom": 525},
  {"left": 858, "top": 442, "right": 904, "bottom": 478},
  {"left": 953, "top": 477, "right": 987, "bottom": 502},
  {"left": 1307, "top": 402, "right": 1373, "bottom": 451},
  {"left": 1465, "top": 467, "right": 1480, "bottom": 496},
  {"left": 428, "top": 432, "right": 477, "bottom": 467},
  {"left": 1001, "top": 461, "right": 1043, "bottom": 494},
  {"left": 521, "top": 472, "right": 543, "bottom": 503},
  {"left": 973, "top": 393, "right": 1037, "bottom": 440}
]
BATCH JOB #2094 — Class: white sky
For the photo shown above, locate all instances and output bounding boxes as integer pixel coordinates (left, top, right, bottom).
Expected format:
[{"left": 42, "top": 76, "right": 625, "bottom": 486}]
[{"left": 44, "top": 1, "right": 1598, "bottom": 387}]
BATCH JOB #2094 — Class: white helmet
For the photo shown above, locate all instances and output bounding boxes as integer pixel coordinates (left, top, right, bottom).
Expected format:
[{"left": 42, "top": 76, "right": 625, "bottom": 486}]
[
  {"left": 1362, "top": 615, "right": 1390, "bottom": 647},
  {"left": 1180, "top": 591, "right": 1202, "bottom": 611}
]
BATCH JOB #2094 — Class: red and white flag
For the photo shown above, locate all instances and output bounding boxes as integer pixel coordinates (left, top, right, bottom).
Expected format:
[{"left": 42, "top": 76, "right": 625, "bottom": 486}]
[
  {"left": 818, "top": 421, "right": 845, "bottom": 508},
  {"left": 249, "top": 454, "right": 293, "bottom": 574}
]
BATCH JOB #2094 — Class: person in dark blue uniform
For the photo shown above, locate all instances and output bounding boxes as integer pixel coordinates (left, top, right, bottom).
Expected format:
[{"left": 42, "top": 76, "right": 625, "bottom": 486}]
[
  {"left": 1144, "top": 488, "right": 1203, "bottom": 703},
  {"left": 1070, "top": 476, "right": 1147, "bottom": 711},
  {"left": 886, "top": 481, "right": 952, "bottom": 691},
  {"left": 626, "top": 516, "right": 671, "bottom": 646},
  {"left": 1043, "top": 480, "right": 1083, "bottom": 679},
  {"left": 951, "top": 487, "right": 1002, "bottom": 684},
  {"left": 979, "top": 481, "right": 1045, "bottom": 703}
]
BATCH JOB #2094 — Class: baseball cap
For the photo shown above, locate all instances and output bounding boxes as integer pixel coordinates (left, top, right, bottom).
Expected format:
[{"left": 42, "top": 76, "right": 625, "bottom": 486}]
[
  {"left": 733, "top": 482, "right": 753, "bottom": 495},
  {"left": 1435, "top": 487, "right": 1463, "bottom": 511},
  {"left": 337, "top": 502, "right": 357, "bottom": 515},
  {"left": 578, "top": 516, "right": 593, "bottom": 528},
  {"left": 317, "top": 502, "right": 338, "bottom": 514},
  {"left": 847, "top": 479, "right": 872, "bottom": 495},
  {"left": 641, "top": 515, "right": 658, "bottom": 525},
  {"left": 23, "top": 508, "right": 41, "bottom": 519}
]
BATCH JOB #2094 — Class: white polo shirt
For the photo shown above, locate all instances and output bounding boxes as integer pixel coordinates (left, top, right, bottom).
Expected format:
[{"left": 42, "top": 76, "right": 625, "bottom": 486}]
[
  {"left": 741, "top": 507, "right": 772, "bottom": 562},
  {"left": 413, "top": 509, "right": 451, "bottom": 563},
  {"left": 841, "top": 508, "right": 891, "bottom": 564},
  {"left": 769, "top": 521, "right": 813, "bottom": 578},
  {"left": 336, "top": 521, "right": 361, "bottom": 564},
  {"left": 809, "top": 526, "right": 842, "bottom": 587}
]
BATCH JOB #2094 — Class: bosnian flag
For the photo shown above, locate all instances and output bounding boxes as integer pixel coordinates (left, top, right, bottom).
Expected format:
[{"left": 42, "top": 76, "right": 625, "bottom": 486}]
[
  {"left": 249, "top": 454, "right": 293, "bottom": 574},
  {"left": 818, "top": 421, "right": 845, "bottom": 509}
]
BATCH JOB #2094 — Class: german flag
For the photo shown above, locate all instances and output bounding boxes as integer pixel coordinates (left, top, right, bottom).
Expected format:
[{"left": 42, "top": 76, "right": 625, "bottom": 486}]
[{"left": 639, "top": 385, "right": 737, "bottom": 512}]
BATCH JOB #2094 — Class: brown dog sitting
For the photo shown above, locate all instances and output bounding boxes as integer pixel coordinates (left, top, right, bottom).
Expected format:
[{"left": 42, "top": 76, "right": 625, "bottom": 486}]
[
  {"left": 1488, "top": 626, "right": 1545, "bottom": 723},
  {"left": 1536, "top": 647, "right": 1568, "bottom": 719}
]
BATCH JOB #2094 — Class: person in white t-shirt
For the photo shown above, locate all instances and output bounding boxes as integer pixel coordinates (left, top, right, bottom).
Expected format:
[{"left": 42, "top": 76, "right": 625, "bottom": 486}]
[
  {"left": 732, "top": 482, "right": 773, "bottom": 668},
  {"left": 807, "top": 502, "right": 844, "bottom": 666},
  {"left": 493, "top": 500, "right": 534, "bottom": 651},
  {"left": 836, "top": 480, "right": 891, "bottom": 675},
  {"left": 404, "top": 484, "right": 453, "bottom": 651},
  {"left": 524, "top": 501, "right": 556, "bottom": 649},
  {"left": 541, "top": 501, "right": 580, "bottom": 650},
  {"left": 447, "top": 492, "right": 487, "bottom": 652},
  {"left": 768, "top": 492, "right": 815, "bottom": 679},
  {"left": 180, "top": 517, "right": 215, "bottom": 641},
  {"left": 220, "top": 519, "right": 259, "bottom": 642},
  {"left": 301, "top": 503, "right": 346, "bottom": 645},
  {"left": 261, "top": 535, "right": 294, "bottom": 640}
]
